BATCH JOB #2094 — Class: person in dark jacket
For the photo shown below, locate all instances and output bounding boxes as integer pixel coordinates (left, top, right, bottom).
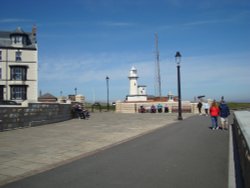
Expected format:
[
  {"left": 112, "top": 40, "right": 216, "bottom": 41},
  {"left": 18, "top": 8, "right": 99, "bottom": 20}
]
[
  {"left": 197, "top": 101, "right": 203, "bottom": 115},
  {"left": 219, "top": 99, "right": 230, "bottom": 130}
]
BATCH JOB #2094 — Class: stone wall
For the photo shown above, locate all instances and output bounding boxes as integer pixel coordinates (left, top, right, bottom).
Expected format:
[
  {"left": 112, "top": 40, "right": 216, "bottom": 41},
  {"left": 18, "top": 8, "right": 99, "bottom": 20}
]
[
  {"left": 0, "top": 103, "right": 73, "bottom": 131},
  {"left": 233, "top": 111, "right": 250, "bottom": 187},
  {"left": 115, "top": 101, "right": 198, "bottom": 114}
]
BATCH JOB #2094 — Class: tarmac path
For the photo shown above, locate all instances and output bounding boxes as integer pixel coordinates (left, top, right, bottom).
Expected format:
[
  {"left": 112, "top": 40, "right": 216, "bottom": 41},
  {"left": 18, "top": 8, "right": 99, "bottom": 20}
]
[{"left": 0, "top": 113, "right": 230, "bottom": 188}]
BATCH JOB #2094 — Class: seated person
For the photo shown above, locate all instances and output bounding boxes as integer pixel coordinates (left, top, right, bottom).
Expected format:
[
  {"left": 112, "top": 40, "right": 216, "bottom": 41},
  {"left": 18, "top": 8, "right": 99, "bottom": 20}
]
[
  {"left": 81, "top": 108, "right": 90, "bottom": 119},
  {"left": 139, "top": 105, "right": 146, "bottom": 113},
  {"left": 74, "top": 104, "right": 90, "bottom": 119},
  {"left": 157, "top": 103, "right": 163, "bottom": 113},
  {"left": 164, "top": 104, "right": 169, "bottom": 113},
  {"left": 151, "top": 105, "right": 156, "bottom": 113}
]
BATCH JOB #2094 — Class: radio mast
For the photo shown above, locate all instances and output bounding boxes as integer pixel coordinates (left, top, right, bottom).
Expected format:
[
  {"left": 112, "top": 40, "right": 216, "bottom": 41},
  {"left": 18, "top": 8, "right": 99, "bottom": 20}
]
[{"left": 154, "top": 33, "right": 162, "bottom": 98}]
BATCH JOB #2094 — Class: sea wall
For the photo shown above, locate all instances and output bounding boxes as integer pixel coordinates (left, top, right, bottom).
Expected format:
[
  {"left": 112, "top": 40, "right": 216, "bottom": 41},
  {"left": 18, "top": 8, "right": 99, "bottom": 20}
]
[
  {"left": 115, "top": 101, "right": 198, "bottom": 114},
  {"left": 0, "top": 103, "right": 73, "bottom": 131},
  {"left": 233, "top": 111, "right": 250, "bottom": 187}
]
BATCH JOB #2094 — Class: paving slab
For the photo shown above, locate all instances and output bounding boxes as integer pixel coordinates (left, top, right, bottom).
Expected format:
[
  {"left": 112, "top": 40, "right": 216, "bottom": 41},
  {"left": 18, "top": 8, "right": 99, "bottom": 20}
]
[
  {"left": 0, "top": 114, "right": 232, "bottom": 188},
  {"left": 0, "top": 112, "right": 192, "bottom": 186}
]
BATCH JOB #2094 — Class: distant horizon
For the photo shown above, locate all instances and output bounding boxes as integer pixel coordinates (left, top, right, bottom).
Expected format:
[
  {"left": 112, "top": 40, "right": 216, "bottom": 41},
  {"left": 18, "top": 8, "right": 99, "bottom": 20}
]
[{"left": 43, "top": 91, "right": 250, "bottom": 104}]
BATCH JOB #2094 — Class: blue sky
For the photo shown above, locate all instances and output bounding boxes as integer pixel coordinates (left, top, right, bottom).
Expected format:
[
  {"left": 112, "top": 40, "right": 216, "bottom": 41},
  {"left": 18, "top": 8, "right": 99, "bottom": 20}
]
[{"left": 1, "top": 0, "right": 250, "bottom": 102}]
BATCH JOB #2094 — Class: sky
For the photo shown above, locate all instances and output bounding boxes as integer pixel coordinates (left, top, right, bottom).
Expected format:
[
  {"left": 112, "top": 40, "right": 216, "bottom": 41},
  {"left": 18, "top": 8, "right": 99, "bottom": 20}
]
[{"left": 1, "top": 0, "right": 250, "bottom": 103}]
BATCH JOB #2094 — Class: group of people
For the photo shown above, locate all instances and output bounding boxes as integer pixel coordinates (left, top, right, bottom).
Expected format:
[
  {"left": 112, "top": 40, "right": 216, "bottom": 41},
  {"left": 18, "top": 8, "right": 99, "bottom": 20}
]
[
  {"left": 139, "top": 104, "right": 169, "bottom": 113},
  {"left": 73, "top": 104, "right": 90, "bottom": 119},
  {"left": 197, "top": 97, "right": 230, "bottom": 130}
]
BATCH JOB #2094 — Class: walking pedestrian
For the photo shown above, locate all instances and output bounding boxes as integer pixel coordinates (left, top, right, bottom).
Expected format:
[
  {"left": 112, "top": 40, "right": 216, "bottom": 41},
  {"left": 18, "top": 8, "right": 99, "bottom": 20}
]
[
  {"left": 203, "top": 101, "right": 210, "bottom": 116},
  {"left": 209, "top": 100, "right": 220, "bottom": 130},
  {"left": 219, "top": 99, "right": 230, "bottom": 130},
  {"left": 197, "top": 101, "right": 203, "bottom": 115}
]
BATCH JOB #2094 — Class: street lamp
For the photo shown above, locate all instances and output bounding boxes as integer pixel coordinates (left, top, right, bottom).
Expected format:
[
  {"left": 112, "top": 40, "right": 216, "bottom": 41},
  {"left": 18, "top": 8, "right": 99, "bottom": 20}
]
[
  {"left": 106, "top": 76, "right": 110, "bottom": 111},
  {"left": 175, "top": 51, "right": 183, "bottom": 120}
]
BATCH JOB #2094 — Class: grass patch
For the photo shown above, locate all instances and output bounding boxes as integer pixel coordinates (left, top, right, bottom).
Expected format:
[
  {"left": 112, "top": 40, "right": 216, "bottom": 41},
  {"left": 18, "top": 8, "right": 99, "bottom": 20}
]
[{"left": 227, "top": 102, "right": 250, "bottom": 110}]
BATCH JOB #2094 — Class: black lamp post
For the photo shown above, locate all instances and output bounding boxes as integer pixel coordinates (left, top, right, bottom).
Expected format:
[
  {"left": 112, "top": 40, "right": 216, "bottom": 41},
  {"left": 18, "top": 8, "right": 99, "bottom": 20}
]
[
  {"left": 175, "top": 51, "right": 183, "bottom": 120},
  {"left": 106, "top": 76, "right": 110, "bottom": 111}
]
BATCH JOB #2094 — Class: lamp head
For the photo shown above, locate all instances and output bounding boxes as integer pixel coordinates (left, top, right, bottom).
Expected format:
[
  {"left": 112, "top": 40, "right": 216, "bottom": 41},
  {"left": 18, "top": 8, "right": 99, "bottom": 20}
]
[{"left": 175, "top": 51, "right": 181, "bottom": 65}]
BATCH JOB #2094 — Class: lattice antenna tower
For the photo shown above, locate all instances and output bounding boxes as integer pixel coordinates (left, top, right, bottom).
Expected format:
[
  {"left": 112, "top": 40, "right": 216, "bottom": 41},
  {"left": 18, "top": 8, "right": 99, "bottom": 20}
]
[{"left": 154, "top": 33, "right": 162, "bottom": 98}]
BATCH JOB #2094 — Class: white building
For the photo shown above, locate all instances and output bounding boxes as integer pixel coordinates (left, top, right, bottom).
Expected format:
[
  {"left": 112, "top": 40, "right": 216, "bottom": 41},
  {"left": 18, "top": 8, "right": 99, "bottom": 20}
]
[
  {"left": 0, "top": 27, "right": 38, "bottom": 102},
  {"left": 126, "top": 66, "right": 147, "bottom": 102}
]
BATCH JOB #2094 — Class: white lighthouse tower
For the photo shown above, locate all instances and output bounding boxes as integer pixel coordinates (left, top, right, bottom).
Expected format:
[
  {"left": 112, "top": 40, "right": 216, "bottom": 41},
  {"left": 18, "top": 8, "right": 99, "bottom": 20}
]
[
  {"left": 129, "top": 66, "right": 138, "bottom": 95},
  {"left": 127, "top": 66, "right": 147, "bottom": 102}
]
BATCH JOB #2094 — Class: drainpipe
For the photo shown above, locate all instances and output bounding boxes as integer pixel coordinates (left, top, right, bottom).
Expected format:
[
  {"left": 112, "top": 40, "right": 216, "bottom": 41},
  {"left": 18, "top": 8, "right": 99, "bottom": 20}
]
[{"left": 5, "top": 49, "right": 9, "bottom": 100}]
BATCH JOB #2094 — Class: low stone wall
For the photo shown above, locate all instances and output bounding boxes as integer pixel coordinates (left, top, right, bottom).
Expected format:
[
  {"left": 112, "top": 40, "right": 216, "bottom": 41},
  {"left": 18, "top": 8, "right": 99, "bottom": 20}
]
[
  {"left": 116, "top": 101, "right": 199, "bottom": 114},
  {"left": 0, "top": 103, "right": 73, "bottom": 131},
  {"left": 233, "top": 111, "right": 250, "bottom": 187}
]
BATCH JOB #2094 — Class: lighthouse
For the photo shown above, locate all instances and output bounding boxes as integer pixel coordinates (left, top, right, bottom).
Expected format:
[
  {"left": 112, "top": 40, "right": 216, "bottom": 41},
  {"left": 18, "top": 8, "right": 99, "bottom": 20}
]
[
  {"left": 126, "top": 66, "right": 147, "bottom": 102},
  {"left": 128, "top": 66, "right": 138, "bottom": 95}
]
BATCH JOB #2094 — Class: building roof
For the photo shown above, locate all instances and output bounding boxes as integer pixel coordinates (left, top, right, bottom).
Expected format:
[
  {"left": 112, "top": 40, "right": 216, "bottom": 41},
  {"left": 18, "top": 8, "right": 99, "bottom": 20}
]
[
  {"left": 39, "top": 93, "right": 57, "bottom": 99},
  {"left": 12, "top": 27, "right": 25, "bottom": 34},
  {"left": 0, "top": 27, "right": 37, "bottom": 50},
  {"left": 38, "top": 93, "right": 58, "bottom": 102}
]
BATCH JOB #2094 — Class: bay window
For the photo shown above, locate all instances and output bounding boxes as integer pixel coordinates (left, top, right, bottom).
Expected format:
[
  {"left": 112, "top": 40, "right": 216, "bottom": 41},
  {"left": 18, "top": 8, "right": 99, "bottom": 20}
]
[
  {"left": 10, "top": 66, "right": 27, "bottom": 80},
  {"left": 10, "top": 85, "right": 27, "bottom": 100}
]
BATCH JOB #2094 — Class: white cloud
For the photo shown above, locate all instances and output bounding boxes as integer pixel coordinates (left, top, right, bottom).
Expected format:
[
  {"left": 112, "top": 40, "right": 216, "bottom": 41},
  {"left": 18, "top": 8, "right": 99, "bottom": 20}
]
[
  {"left": 0, "top": 18, "right": 33, "bottom": 23},
  {"left": 183, "top": 19, "right": 232, "bottom": 27},
  {"left": 39, "top": 52, "right": 137, "bottom": 86},
  {"left": 38, "top": 51, "right": 250, "bottom": 102}
]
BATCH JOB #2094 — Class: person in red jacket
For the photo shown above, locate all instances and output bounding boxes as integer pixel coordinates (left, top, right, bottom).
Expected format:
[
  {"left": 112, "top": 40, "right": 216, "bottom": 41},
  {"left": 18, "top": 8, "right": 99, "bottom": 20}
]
[{"left": 209, "top": 100, "right": 220, "bottom": 130}]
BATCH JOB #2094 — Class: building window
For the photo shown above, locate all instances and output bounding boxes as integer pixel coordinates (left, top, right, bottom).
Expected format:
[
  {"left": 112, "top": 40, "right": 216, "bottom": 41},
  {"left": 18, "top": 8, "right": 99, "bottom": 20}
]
[
  {"left": 0, "top": 51, "right": 2, "bottom": 61},
  {"left": 0, "top": 68, "right": 2, "bottom": 79},
  {"left": 16, "top": 51, "right": 22, "bottom": 61},
  {"left": 14, "top": 36, "right": 22, "bottom": 44},
  {"left": 10, "top": 66, "right": 27, "bottom": 80},
  {"left": 10, "top": 86, "right": 27, "bottom": 100}
]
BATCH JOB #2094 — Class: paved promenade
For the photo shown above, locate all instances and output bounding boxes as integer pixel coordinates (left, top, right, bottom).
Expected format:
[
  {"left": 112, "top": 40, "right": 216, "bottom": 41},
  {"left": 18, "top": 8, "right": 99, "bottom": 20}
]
[{"left": 0, "top": 112, "right": 188, "bottom": 186}]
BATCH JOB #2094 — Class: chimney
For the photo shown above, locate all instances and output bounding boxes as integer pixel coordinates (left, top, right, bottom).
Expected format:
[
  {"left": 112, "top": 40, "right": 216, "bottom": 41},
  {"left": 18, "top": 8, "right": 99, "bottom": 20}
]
[{"left": 32, "top": 24, "right": 37, "bottom": 43}]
